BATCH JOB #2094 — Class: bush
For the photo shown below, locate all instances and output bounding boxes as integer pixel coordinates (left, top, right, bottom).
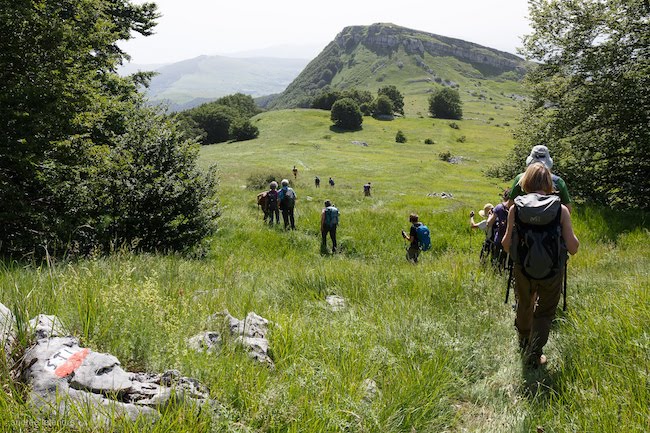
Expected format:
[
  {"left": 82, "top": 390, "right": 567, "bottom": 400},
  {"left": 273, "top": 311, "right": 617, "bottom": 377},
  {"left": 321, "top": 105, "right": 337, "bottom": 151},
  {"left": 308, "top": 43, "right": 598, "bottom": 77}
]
[
  {"left": 424, "top": 138, "right": 435, "bottom": 144},
  {"left": 395, "top": 130, "right": 407, "bottom": 143},
  {"left": 448, "top": 122, "right": 460, "bottom": 130},
  {"left": 439, "top": 151, "right": 453, "bottom": 162},
  {"left": 229, "top": 119, "right": 259, "bottom": 141},
  {"left": 374, "top": 95, "right": 394, "bottom": 116},
  {"left": 246, "top": 171, "right": 289, "bottom": 190},
  {"left": 429, "top": 87, "right": 463, "bottom": 119},
  {"left": 456, "top": 135, "right": 466, "bottom": 143},
  {"left": 331, "top": 98, "right": 363, "bottom": 130}
]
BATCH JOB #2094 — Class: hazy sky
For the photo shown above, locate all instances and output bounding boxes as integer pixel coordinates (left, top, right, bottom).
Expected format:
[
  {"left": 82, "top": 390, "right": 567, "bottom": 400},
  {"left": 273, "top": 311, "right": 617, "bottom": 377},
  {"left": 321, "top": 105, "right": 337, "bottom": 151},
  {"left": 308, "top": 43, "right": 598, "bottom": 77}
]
[{"left": 119, "top": 0, "right": 532, "bottom": 64}]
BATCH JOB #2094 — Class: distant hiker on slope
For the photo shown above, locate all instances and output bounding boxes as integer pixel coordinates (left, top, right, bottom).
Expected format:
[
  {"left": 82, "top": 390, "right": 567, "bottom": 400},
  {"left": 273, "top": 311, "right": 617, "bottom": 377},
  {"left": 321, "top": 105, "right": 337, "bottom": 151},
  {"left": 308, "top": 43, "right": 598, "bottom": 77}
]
[
  {"left": 278, "top": 179, "right": 297, "bottom": 230},
  {"left": 314, "top": 176, "right": 320, "bottom": 188},
  {"left": 502, "top": 162, "right": 579, "bottom": 368},
  {"left": 363, "top": 182, "right": 372, "bottom": 197},
  {"left": 328, "top": 177, "right": 335, "bottom": 187},
  {"left": 321, "top": 200, "right": 339, "bottom": 254},
  {"left": 292, "top": 165, "right": 298, "bottom": 179}
]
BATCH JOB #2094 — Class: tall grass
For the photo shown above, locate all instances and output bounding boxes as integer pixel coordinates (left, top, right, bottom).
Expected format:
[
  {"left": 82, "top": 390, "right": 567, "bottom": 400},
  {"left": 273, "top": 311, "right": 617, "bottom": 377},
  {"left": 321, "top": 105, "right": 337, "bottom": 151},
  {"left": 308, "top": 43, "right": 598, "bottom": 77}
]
[{"left": 1, "top": 108, "right": 648, "bottom": 432}]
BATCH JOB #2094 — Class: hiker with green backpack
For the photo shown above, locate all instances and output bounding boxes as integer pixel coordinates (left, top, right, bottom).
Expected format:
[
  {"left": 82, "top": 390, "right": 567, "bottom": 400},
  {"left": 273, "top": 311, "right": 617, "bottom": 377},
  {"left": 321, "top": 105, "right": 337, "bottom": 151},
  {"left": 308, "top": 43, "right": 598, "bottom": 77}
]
[
  {"left": 401, "top": 213, "right": 431, "bottom": 263},
  {"left": 278, "top": 179, "right": 297, "bottom": 230},
  {"left": 502, "top": 162, "right": 579, "bottom": 368},
  {"left": 320, "top": 200, "right": 339, "bottom": 254}
]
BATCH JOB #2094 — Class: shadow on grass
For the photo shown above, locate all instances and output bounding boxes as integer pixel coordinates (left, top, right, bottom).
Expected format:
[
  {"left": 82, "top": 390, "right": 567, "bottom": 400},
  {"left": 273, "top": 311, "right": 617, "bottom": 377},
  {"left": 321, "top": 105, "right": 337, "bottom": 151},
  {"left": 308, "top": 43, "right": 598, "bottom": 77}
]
[
  {"left": 328, "top": 125, "right": 363, "bottom": 133},
  {"left": 576, "top": 204, "right": 648, "bottom": 243},
  {"left": 520, "top": 361, "right": 562, "bottom": 404}
]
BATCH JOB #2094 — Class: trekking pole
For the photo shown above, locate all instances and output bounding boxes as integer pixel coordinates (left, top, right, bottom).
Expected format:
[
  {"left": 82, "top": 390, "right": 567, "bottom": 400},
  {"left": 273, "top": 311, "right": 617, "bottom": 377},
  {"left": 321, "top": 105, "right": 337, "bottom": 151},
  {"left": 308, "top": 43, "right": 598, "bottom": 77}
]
[
  {"left": 504, "top": 257, "right": 513, "bottom": 305},
  {"left": 563, "top": 262, "right": 568, "bottom": 311}
]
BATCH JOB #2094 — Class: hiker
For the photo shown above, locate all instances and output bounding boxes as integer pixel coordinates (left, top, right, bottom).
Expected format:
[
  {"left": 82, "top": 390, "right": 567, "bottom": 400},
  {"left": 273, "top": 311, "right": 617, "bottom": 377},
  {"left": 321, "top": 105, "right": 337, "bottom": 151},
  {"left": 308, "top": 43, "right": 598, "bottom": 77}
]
[
  {"left": 470, "top": 203, "right": 496, "bottom": 263},
  {"left": 292, "top": 165, "right": 298, "bottom": 179},
  {"left": 502, "top": 162, "right": 579, "bottom": 368},
  {"left": 491, "top": 189, "right": 511, "bottom": 270},
  {"left": 278, "top": 179, "right": 297, "bottom": 230},
  {"left": 256, "top": 191, "right": 268, "bottom": 221},
  {"left": 328, "top": 177, "right": 335, "bottom": 187},
  {"left": 314, "top": 176, "right": 320, "bottom": 188},
  {"left": 320, "top": 200, "right": 339, "bottom": 254},
  {"left": 508, "top": 145, "right": 572, "bottom": 213},
  {"left": 401, "top": 213, "right": 431, "bottom": 263},
  {"left": 363, "top": 182, "right": 372, "bottom": 197},
  {"left": 266, "top": 181, "right": 280, "bottom": 226}
]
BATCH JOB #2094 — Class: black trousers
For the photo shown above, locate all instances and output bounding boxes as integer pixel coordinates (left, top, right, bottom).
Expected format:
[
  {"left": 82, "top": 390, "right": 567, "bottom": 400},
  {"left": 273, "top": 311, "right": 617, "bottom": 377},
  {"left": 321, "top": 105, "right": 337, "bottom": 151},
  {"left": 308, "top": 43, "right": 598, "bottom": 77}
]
[
  {"left": 321, "top": 225, "right": 337, "bottom": 252},
  {"left": 281, "top": 206, "right": 295, "bottom": 229}
]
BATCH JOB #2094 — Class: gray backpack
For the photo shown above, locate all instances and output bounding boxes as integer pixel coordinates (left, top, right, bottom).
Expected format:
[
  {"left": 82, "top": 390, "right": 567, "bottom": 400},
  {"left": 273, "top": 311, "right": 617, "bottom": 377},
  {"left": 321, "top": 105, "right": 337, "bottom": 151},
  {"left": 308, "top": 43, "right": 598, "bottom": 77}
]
[
  {"left": 324, "top": 206, "right": 339, "bottom": 226},
  {"left": 511, "top": 193, "right": 567, "bottom": 280}
]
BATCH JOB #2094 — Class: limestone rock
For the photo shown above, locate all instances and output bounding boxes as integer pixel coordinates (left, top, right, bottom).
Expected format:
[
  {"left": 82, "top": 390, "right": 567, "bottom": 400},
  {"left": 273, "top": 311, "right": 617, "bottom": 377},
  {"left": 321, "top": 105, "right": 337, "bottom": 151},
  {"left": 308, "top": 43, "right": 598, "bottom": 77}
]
[
  {"left": 29, "top": 314, "right": 67, "bottom": 340},
  {"left": 326, "top": 295, "right": 346, "bottom": 312}
]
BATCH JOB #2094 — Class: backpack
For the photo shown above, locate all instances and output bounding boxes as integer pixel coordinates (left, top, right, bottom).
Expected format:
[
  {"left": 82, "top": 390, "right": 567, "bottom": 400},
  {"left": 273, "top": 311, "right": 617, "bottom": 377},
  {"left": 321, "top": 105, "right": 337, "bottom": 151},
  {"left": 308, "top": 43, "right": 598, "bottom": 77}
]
[
  {"left": 266, "top": 190, "right": 278, "bottom": 209},
  {"left": 492, "top": 203, "right": 508, "bottom": 246},
  {"left": 511, "top": 193, "right": 567, "bottom": 280},
  {"left": 281, "top": 188, "right": 296, "bottom": 208},
  {"left": 324, "top": 206, "right": 339, "bottom": 226},
  {"left": 415, "top": 224, "right": 431, "bottom": 251}
]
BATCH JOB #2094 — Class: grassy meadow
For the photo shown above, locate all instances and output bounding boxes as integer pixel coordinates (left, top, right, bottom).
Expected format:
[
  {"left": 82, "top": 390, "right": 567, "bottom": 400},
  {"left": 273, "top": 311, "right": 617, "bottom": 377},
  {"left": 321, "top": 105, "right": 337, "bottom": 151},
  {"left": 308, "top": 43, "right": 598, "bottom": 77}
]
[{"left": 1, "top": 104, "right": 648, "bottom": 432}]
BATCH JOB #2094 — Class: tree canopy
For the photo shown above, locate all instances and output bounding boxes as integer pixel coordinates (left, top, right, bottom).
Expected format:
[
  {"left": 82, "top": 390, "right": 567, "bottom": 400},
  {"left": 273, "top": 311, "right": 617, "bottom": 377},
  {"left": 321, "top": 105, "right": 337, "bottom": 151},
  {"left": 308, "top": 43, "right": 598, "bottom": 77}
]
[
  {"left": 0, "top": 0, "right": 219, "bottom": 256},
  {"left": 496, "top": 0, "right": 649, "bottom": 209},
  {"left": 428, "top": 87, "right": 463, "bottom": 120},
  {"left": 330, "top": 98, "right": 363, "bottom": 130},
  {"left": 377, "top": 85, "right": 404, "bottom": 115}
]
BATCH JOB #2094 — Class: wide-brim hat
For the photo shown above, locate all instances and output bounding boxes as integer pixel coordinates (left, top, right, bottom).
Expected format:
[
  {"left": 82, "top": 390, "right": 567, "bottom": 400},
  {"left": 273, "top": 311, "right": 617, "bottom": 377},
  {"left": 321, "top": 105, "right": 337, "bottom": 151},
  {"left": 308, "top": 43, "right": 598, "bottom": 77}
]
[
  {"left": 526, "top": 145, "right": 553, "bottom": 169},
  {"left": 478, "top": 203, "right": 494, "bottom": 218}
]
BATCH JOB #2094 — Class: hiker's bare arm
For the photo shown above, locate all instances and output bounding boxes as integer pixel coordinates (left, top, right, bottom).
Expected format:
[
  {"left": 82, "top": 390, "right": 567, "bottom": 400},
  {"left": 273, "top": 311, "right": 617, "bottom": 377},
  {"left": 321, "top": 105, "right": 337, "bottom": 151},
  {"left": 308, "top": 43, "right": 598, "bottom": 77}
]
[
  {"left": 501, "top": 204, "right": 516, "bottom": 253},
  {"left": 560, "top": 205, "right": 579, "bottom": 255},
  {"left": 486, "top": 212, "right": 496, "bottom": 227}
]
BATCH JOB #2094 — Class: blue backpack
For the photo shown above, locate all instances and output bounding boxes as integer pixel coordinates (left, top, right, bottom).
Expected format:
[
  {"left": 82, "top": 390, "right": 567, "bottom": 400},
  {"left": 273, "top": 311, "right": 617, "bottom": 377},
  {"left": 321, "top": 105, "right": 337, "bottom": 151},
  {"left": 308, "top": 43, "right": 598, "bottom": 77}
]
[{"left": 415, "top": 224, "right": 431, "bottom": 251}]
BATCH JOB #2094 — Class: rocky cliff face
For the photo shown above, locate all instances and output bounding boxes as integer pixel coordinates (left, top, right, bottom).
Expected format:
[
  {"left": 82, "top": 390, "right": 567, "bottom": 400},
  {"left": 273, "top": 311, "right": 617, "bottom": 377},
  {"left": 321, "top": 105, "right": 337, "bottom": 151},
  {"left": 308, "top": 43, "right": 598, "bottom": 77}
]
[{"left": 335, "top": 23, "right": 525, "bottom": 73}]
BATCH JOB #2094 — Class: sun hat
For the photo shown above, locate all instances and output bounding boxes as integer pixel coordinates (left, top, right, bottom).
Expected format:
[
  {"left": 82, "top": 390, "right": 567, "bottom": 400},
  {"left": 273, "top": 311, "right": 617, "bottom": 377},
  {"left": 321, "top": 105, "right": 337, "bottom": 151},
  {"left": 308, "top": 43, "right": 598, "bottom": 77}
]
[
  {"left": 478, "top": 203, "right": 494, "bottom": 218},
  {"left": 526, "top": 145, "right": 553, "bottom": 169}
]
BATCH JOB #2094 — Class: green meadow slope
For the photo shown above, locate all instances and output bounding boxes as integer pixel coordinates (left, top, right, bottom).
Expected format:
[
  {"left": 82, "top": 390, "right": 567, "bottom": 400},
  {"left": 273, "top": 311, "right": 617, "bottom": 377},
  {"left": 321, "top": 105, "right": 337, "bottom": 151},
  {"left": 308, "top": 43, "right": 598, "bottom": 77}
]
[{"left": 1, "top": 106, "right": 648, "bottom": 432}]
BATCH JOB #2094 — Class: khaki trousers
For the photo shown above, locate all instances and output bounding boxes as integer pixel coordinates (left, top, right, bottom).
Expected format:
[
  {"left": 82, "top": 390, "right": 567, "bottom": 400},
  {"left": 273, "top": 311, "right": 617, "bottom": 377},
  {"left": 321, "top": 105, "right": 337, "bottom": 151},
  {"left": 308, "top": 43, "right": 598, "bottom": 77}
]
[{"left": 514, "top": 265, "right": 563, "bottom": 359}]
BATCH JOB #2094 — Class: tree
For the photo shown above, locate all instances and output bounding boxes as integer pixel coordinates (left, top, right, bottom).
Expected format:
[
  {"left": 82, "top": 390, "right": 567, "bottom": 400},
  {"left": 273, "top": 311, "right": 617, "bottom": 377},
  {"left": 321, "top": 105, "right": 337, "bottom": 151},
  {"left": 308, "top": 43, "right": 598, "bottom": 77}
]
[
  {"left": 312, "top": 90, "right": 341, "bottom": 110},
  {"left": 377, "top": 85, "right": 404, "bottom": 115},
  {"left": 374, "top": 95, "right": 394, "bottom": 116},
  {"left": 496, "top": 0, "right": 650, "bottom": 209},
  {"left": 429, "top": 88, "right": 463, "bottom": 119},
  {"left": 230, "top": 119, "right": 259, "bottom": 141},
  {"left": 0, "top": 0, "right": 218, "bottom": 256},
  {"left": 395, "top": 130, "right": 407, "bottom": 143},
  {"left": 181, "top": 104, "right": 239, "bottom": 144},
  {"left": 330, "top": 98, "right": 363, "bottom": 130}
]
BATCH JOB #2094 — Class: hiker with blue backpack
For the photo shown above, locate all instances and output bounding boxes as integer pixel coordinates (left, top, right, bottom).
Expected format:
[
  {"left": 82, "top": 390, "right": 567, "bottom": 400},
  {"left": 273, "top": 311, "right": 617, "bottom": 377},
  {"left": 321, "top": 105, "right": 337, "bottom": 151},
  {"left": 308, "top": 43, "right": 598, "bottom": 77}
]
[
  {"left": 320, "top": 200, "right": 339, "bottom": 254},
  {"left": 401, "top": 213, "right": 431, "bottom": 263},
  {"left": 278, "top": 179, "right": 297, "bottom": 230},
  {"left": 502, "top": 162, "right": 579, "bottom": 368}
]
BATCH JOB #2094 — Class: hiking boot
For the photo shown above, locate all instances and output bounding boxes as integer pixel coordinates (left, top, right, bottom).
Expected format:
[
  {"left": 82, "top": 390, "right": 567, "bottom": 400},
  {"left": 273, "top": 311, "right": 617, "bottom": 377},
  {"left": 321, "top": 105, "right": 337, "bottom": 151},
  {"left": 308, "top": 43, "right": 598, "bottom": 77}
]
[
  {"left": 518, "top": 337, "right": 529, "bottom": 353},
  {"left": 526, "top": 353, "right": 547, "bottom": 369}
]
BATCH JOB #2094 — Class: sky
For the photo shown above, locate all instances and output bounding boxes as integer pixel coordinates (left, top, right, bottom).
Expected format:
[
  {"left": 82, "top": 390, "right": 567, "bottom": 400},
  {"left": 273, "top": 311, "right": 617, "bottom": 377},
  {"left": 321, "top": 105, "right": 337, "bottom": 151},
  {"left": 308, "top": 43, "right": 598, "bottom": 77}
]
[{"left": 119, "top": 0, "right": 532, "bottom": 65}]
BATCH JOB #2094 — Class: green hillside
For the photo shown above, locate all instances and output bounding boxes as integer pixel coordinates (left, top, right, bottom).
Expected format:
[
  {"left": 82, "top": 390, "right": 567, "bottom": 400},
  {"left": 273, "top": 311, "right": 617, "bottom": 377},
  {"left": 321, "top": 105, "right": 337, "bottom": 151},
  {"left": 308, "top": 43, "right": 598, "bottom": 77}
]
[
  {"left": 2, "top": 107, "right": 647, "bottom": 432},
  {"left": 267, "top": 23, "right": 528, "bottom": 112}
]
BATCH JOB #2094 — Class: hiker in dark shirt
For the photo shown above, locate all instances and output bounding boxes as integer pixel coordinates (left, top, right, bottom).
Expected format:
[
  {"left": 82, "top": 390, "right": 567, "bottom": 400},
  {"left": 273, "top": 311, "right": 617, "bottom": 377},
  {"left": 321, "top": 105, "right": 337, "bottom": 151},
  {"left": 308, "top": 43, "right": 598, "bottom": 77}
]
[
  {"left": 278, "top": 179, "right": 297, "bottom": 230},
  {"left": 328, "top": 177, "right": 335, "bottom": 187},
  {"left": 320, "top": 200, "right": 339, "bottom": 254},
  {"left": 292, "top": 165, "right": 298, "bottom": 179},
  {"left": 314, "top": 176, "right": 320, "bottom": 188},
  {"left": 402, "top": 213, "right": 422, "bottom": 263},
  {"left": 266, "top": 181, "right": 280, "bottom": 226},
  {"left": 363, "top": 182, "right": 372, "bottom": 197}
]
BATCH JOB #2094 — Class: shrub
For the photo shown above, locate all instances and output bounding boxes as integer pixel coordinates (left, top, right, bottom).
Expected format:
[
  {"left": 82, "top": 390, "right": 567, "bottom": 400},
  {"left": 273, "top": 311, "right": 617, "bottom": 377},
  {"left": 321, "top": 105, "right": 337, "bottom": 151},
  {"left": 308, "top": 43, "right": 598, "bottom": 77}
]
[
  {"left": 439, "top": 151, "right": 452, "bottom": 162},
  {"left": 424, "top": 138, "right": 435, "bottom": 144},
  {"left": 229, "top": 119, "right": 259, "bottom": 141},
  {"left": 395, "top": 130, "right": 407, "bottom": 143},
  {"left": 449, "top": 122, "right": 460, "bottom": 129},
  {"left": 374, "top": 95, "right": 394, "bottom": 116},
  {"left": 331, "top": 98, "right": 363, "bottom": 130},
  {"left": 456, "top": 135, "right": 466, "bottom": 143},
  {"left": 246, "top": 171, "right": 288, "bottom": 190}
]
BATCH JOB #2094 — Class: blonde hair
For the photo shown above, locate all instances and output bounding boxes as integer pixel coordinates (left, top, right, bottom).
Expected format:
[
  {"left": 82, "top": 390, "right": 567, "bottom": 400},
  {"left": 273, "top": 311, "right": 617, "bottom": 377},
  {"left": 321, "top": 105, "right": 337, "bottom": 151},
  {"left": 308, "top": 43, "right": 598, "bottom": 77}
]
[{"left": 520, "top": 162, "right": 553, "bottom": 194}]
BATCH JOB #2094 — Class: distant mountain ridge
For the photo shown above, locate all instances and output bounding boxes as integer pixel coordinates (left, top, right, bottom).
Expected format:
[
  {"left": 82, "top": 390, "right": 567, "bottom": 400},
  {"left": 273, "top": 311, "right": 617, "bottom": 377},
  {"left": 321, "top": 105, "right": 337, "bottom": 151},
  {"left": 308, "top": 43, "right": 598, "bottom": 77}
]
[
  {"left": 268, "top": 23, "right": 528, "bottom": 109},
  {"left": 122, "top": 55, "right": 310, "bottom": 111}
]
